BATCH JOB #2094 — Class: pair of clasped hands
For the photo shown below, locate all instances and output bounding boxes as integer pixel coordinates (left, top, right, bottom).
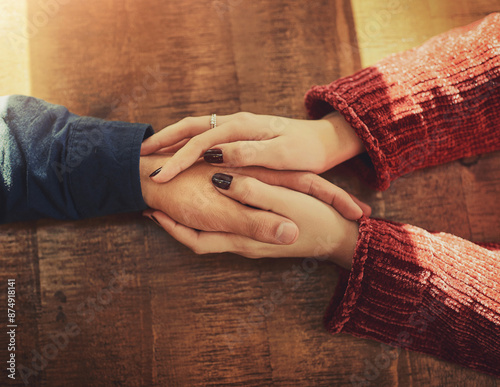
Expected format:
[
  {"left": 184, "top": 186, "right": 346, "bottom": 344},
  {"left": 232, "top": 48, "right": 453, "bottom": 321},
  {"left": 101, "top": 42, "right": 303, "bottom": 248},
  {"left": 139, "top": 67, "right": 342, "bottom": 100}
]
[{"left": 139, "top": 111, "right": 370, "bottom": 269}]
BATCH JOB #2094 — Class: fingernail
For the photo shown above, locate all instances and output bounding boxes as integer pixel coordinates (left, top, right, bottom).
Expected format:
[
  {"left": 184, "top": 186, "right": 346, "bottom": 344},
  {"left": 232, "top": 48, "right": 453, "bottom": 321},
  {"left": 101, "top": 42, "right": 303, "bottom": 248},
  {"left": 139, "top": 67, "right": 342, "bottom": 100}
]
[
  {"left": 204, "top": 148, "right": 223, "bottom": 163},
  {"left": 149, "top": 167, "right": 162, "bottom": 178},
  {"left": 276, "top": 222, "right": 298, "bottom": 244},
  {"left": 212, "top": 173, "right": 233, "bottom": 190},
  {"left": 150, "top": 215, "right": 161, "bottom": 227}
]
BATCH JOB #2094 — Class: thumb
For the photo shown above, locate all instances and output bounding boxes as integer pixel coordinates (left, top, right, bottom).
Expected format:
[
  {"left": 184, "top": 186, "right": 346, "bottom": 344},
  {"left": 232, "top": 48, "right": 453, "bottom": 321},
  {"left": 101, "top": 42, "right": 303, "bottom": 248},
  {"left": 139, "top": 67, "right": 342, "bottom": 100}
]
[{"left": 348, "top": 194, "right": 372, "bottom": 217}]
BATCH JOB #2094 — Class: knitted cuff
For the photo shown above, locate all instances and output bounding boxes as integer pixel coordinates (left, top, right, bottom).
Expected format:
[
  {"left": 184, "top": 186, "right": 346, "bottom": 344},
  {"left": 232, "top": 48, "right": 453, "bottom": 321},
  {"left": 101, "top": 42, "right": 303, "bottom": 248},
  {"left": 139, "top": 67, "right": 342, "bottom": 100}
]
[
  {"left": 324, "top": 216, "right": 500, "bottom": 376},
  {"left": 305, "top": 13, "right": 500, "bottom": 191}
]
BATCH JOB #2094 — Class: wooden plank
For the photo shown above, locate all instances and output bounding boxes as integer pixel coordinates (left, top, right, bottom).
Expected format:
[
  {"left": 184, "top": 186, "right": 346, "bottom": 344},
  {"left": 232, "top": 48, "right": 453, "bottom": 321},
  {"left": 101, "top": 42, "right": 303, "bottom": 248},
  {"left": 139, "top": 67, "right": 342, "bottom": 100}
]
[
  {"left": 24, "top": 0, "right": 362, "bottom": 386},
  {"left": 33, "top": 216, "right": 154, "bottom": 386},
  {"left": 461, "top": 152, "right": 500, "bottom": 242},
  {"left": 0, "top": 0, "right": 498, "bottom": 386},
  {"left": 0, "top": 224, "right": 41, "bottom": 386}
]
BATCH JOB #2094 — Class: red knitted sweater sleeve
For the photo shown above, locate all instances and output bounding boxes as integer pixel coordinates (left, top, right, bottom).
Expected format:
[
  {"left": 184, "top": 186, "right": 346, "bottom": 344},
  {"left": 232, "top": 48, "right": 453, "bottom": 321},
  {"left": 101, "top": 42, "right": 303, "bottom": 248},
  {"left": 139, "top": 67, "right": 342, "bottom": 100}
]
[
  {"left": 305, "top": 13, "right": 500, "bottom": 191},
  {"left": 328, "top": 217, "right": 500, "bottom": 377},
  {"left": 306, "top": 14, "right": 500, "bottom": 377}
]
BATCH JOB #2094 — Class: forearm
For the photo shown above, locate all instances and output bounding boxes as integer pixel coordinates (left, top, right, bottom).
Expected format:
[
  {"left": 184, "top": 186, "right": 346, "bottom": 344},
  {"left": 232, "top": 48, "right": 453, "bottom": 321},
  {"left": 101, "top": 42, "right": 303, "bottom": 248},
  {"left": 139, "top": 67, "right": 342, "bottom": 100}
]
[
  {"left": 326, "top": 216, "right": 500, "bottom": 376},
  {"left": 0, "top": 95, "right": 153, "bottom": 224},
  {"left": 306, "top": 13, "right": 500, "bottom": 190}
]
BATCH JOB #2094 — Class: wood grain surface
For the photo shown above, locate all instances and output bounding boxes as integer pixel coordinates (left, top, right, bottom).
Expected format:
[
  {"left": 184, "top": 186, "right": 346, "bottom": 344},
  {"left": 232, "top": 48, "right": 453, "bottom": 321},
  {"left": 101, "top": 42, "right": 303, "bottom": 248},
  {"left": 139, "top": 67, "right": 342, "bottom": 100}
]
[{"left": 1, "top": 0, "right": 499, "bottom": 386}]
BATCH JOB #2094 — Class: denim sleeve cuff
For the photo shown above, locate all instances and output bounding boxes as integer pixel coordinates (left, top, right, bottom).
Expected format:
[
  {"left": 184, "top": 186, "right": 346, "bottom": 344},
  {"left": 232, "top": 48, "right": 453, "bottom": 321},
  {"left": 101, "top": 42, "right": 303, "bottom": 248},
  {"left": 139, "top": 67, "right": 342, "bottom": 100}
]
[{"left": 67, "top": 116, "right": 154, "bottom": 219}]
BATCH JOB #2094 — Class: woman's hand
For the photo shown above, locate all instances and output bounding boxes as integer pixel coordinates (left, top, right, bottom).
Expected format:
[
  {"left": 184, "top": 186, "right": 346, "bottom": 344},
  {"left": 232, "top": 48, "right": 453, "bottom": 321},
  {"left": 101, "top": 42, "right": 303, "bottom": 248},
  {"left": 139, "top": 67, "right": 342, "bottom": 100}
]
[
  {"left": 141, "top": 111, "right": 366, "bottom": 184},
  {"left": 145, "top": 172, "right": 361, "bottom": 270},
  {"left": 141, "top": 154, "right": 368, "bottom": 244}
]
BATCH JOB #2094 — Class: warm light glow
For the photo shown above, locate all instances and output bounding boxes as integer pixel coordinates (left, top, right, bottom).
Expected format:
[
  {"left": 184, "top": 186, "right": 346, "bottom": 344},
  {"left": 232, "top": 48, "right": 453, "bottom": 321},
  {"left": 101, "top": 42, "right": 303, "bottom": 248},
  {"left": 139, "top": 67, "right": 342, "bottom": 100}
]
[{"left": 0, "top": 0, "right": 30, "bottom": 96}]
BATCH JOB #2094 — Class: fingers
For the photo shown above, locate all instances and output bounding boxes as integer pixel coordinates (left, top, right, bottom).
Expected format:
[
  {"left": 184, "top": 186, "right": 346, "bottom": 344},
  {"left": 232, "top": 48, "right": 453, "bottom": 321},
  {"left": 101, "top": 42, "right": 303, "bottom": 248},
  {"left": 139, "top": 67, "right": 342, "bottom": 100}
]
[
  {"left": 237, "top": 208, "right": 299, "bottom": 245},
  {"left": 141, "top": 116, "right": 215, "bottom": 156},
  {"left": 145, "top": 210, "right": 265, "bottom": 257},
  {"left": 302, "top": 175, "right": 370, "bottom": 219},
  {"left": 150, "top": 119, "right": 271, "bottom": 183},
  {"left": 206, "top": 138, "right": 288, "bottom": 169},
  {"left": 224, "top": 168, "right": 365, "bottom": 221},
  {"left": 143, "top": 181, "right": 299, "bottom": 245},
  {"left": 212, "top": 172, "right": 297, "bottom": 216},
  {"left": 141, "top": 114, "right": 237, "bottom": 155},
  {"left": 145, "top": 210, "right": 225, "bottom": 254},
  {"left": 303, "top": 175, "right": 363, "bottom": 220},
  {"left": 155, "top": 138, "right": 190, "bottom": 154},
  {"left": 349, "top": 193, "right": 372, "bottom": 217}
]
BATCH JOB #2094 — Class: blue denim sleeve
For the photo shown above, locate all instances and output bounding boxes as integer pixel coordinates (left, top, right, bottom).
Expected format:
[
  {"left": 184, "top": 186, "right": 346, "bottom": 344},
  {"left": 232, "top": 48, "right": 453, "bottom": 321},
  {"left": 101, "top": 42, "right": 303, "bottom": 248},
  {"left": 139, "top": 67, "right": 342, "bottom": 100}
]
[{"left": 0, "top": 95, "right": 154, "bottom": 224}]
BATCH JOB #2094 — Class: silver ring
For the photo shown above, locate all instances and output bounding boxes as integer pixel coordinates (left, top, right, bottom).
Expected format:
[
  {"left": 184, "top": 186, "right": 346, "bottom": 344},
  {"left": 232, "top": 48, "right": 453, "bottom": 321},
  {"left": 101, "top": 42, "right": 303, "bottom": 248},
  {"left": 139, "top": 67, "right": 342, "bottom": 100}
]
[{"left": 210, "top": 113, "right": 217, "bottom": 129}]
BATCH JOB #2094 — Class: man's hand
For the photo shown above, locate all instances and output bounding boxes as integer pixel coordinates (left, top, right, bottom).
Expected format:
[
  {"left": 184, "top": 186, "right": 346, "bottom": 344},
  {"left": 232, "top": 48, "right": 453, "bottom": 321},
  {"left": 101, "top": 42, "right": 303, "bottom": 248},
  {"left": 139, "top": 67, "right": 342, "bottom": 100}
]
[
  {"left": 140, "top": 154, "right": 299, "bottom": 244},
  {"left": 140, "top": 154, "right": 367, "bottom": 246}
]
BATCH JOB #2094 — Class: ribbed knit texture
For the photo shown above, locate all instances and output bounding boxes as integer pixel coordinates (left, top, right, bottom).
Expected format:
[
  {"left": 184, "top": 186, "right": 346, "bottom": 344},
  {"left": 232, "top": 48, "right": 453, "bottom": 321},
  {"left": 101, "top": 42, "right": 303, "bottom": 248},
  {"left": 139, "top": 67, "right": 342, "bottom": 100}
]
[
  {"left": 305, "top": 13, "right": 500, "bottom": 191},
  {"left": 328, "top": 217, "right": 500, "bottom": 377},
  {"left": 305, "top": 14, "right": 500, "bottom": 377}
]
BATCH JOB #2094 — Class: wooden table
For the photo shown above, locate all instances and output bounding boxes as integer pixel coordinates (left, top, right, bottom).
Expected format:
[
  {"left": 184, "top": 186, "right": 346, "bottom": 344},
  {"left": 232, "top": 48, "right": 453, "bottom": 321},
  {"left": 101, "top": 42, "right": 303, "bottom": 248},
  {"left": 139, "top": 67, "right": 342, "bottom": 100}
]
[{"left": 1, "top": 0, "right": 499, "bottom": 385}]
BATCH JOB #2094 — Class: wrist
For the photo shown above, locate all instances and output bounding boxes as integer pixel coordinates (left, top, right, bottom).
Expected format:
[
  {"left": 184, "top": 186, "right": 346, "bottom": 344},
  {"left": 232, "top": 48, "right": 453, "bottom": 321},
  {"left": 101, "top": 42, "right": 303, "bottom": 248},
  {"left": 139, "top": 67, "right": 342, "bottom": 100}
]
[
  {"left": 319, "top": 111, "right": 365, "bottom": 169},
  {"left": 334, "top": 219, "right": 359, "bottom": 270},
  {"left": 140, "top": 154, "right": 173, "bottom": 208}
]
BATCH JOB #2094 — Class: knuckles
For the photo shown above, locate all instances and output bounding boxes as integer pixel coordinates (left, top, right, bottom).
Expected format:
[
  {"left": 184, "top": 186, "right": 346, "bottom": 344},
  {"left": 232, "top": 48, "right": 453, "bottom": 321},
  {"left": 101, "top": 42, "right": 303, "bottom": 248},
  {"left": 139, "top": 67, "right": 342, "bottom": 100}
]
[
  {"left": 180, "top": 116, "right": 196, "bottom": 126},
  {"left": 234, "top": 111, "right": 255, "bottom": 123},
  {"left": 229, "top": 144, "right": 248, "bottom": 165},
  {"left": 236, "top": 177, "right": 255, "bottom": 204},
  {"left": 186, "top": 135, "right": 204, "bottom": 151}
]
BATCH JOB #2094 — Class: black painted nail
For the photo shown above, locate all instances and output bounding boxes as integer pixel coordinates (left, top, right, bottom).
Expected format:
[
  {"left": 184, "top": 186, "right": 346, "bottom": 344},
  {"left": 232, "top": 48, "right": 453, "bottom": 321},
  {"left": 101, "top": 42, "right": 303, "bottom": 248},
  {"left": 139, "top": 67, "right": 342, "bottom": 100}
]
[
  {"left": 149, "top": 167, "right": 162, "bottom": 178},
  {"left": 150, "top": 215, "right": 161, "bottom": 227},
  {"left": 204, "top": 148, "right": 223, "bottom": 164},
  {"left": 212, "top": 173, "right": 233, "bottom": 190}
]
